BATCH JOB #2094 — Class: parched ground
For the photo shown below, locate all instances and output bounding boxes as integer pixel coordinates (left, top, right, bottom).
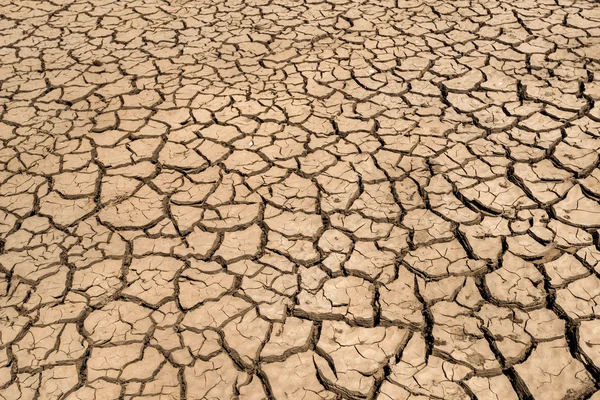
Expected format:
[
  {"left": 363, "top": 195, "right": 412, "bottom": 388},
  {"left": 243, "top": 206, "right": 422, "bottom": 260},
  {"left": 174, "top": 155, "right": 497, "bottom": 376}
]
[{"left": 2, "top": 0, "right": 600, "bottom": 398}]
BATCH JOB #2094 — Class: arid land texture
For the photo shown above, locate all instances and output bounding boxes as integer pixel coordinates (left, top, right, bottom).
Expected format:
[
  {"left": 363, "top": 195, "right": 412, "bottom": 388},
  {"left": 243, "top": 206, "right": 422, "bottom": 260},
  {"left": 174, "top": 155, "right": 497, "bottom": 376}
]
[{"left": 1, "top": 0, "right": 600, "bottom": 399}]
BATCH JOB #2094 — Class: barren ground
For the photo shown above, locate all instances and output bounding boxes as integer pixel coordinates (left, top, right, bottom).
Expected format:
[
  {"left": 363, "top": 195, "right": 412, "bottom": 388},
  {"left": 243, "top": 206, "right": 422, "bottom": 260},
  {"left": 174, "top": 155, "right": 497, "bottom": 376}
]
[{"left": 1, "top": 0, "right": 600, "bottom": 399}]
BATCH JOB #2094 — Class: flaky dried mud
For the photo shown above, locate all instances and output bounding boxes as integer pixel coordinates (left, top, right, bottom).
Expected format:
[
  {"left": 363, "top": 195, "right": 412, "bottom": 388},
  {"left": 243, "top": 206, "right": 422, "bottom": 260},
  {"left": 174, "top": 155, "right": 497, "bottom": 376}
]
[{"left": 2, "top": 0, "right": 600, "bottom": 399}]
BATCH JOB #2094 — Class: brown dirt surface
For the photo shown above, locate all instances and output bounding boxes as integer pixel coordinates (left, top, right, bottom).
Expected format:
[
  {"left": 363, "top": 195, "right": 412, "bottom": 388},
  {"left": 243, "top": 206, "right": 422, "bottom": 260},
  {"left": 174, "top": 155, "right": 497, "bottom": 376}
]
[{"left": 1, "top": 0, "right": 600, "bottom": 398}]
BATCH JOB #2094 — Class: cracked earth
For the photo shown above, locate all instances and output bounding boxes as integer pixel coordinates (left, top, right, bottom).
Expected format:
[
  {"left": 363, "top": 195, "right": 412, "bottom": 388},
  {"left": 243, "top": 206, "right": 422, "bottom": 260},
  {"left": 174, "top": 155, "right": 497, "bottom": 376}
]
[{"left": 2, "top": 0, "right": 600, "bottom": 399}]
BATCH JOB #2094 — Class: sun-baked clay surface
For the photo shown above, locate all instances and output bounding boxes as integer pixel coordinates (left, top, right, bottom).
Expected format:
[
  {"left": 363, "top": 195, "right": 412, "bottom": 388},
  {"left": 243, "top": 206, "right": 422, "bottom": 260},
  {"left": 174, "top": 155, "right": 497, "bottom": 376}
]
[{"left": 1, "top": 0, "right": 600, "bottom": 398}]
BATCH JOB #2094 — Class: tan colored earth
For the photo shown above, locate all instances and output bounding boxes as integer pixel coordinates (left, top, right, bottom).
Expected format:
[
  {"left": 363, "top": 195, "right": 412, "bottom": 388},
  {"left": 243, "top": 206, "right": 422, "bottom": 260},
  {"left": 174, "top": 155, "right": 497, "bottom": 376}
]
[{"left": 1, "top": 0, "right": 600, "bottom": 398}]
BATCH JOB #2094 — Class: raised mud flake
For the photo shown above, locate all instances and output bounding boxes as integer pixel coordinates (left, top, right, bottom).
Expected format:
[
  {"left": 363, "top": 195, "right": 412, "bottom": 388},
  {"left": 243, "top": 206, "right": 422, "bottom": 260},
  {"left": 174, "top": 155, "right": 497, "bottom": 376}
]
[
  {"left": 555, "top": 275, "right": 600, "bottom": 319},
  {"left": 474, "top": 106, "right": 517, "bottom": 131},
  {"left": 344, "top": 241, "right": 396, "bottom": 283},
  {"left": 34, "top": 365, "right": 80, "bottom": 400},
  {"left": 39, "top": 191, "right": 95, "bottom": 227},
  {"left": 402, "top": 208, "right": 454, "bottom": 245},
  {"left": 456, "top": 277, "right": 485, "bottom": 309},
  {"left": 505, "top": 234, "right": 553, "bottom": 259},
  {"left": 182, "top": 330, "right": 221, "bottom": 359},
  {"left": 349, "top": 182, "right": 401, "bottom": 220},
  {"left": 237, "top": 374, "right": 268, "bottom": 399},
  {"left": 261, "top": 317, "right": 313, "bottom": 360},
  {"left": 388, "top": 333, "right": 472, "bottom": 400},
  {"left": 299, "top": 149, "right": 337, "bottom": 175},
  {"left": 513, "top": 160, "right": 574, "bottom": 205},
  {"left": 131, "top": 362, "right": 182, "bottom": 398},
  {"left": 442, "top": 69, "right": 484, "bottom": 92},
  {"left": 52, "top": 164, "right": 99, "bottom": 197},
  {"left": 177, "top": 264, "right": 236, "bottom": 310},
  {"left": 377, "top": 226, "right": 410, "bottom": 255},
  {"left": 394, "top": 178, "right": 425, "bottom": 211},
  {"left": 347, "top": 154, "right": 387, "bottom": 182},
  {"left": 0, "top": 173, "right": 46, "bottom": 199},
  {"left": 465, "top": 375, "right": 519, "bottom": 400},
  {"left": 122, "top": 89, "right": 162, "bottom": 108},
  {"left": 318, "top": 228, "right": 353, "bottom": 253},
  {"left": 431, "top": 301, "right": 501, "bottom": 373},
  {"left": 87, "top": 343, "right": 144, "bottom": 381},
  {"left": 184, "top": 353, "right": 248, "bottom": 399},
  {"left": 329, "top": 213, "right": 393, "bottom": 240},
  {"left": 152, "top": 324, "right": 186, "bottom": 355},
  {"left": 98, "top": 185, "right": 165, "bottom": 228},
  {"left": 579, "top": 319, "right": 600, "bottom": 370},
  {"left": 459, "top": 216, "right": 509, "bottom": 263},
  {"left": 579, "top": 168, "right": 600, "bottom": 197},
  {"left": 84, "top": 300, "right": 153, "bottom": 345},
  {"left": 12, "top": 323, "right": 87, "bottom": 369},
  {"left": 260, "top": 173, "right": 318, "bottom": 212},
  {"left": 260, "top": 136, "right": 306, "bottom": 161},
  {"left": 0, "top": 209, "right": 17, "bottom": 237},
  {"left": 266, "top": 230, "right": 320, "bottom": 264},
  {"left": 548, "top": 219, "right": 594, "bottom": 249},
  {"left": 426, "top": 176, "right": 481, "bottom": 224},
  {"left": 513, "top": 338, "right": 595, "bottom": 400},
  {"left": 223, "top": 150, "right": 269, "bottom": 175},
  {"left": 259, "top": 251, "right": 296, "bottom": 274},
  {"left": 376, "top": 382, "right": 416, "bottom": 400},
  {"left": 2, "top": 244, "right": 63, "bottom": 281},
  {"left": 418, "top": 275, "right": 466, "bottom": 304},
  {"left": 460, "top": 177, "right": 536, "bottom": 217},
  {"left": 296, "top": 276, "right": 375, "bottom": 324},
  {"left": 133, "top": 234, "right": 182, "bottom": 256},
  {"left": 63, "top": 379, "right": 121, "bottom": 400},
  {"left": 0, "top": 349, "right": 9, "bottom": 387},
  {"left": 173, "top": 226, "right": 219, "bottom": 258},
  {"left": 152, "top": 108, "right": 190, "bottom": 128},
  {"left": 240, "top": 268, "right": 296, "bottom": 321},
  {"left": 263, "top": 206, "right": 323, "bottom": 239},
  {"left": 485, "top": 252, "right": 546, "bottom": 309},
  {"left": 71, "top": 259, "right": 123, "bottom": 305},
  {"left": 67, "top": 220, "right": 123, "bottom": 269},
  {"left": 553, "top": 184, "right": 600, "bottom": 227},
  {"left": 22, "top": 266, "right": 70, "bottom": 310},
  {"left": 316, "top": 161, "right": 360, "bottom": 213},
  {"left": 404, "top": 239, "right": 487, "bottom": 279},
  {"left": 321, "top": 252, "right": 346, "bottom": 275},
  {"left": 519, "top": 112, "right": 564, "bottom": 132},
  {"left": 528, "top": 85, "right": 587, "bottom": 112},
  {"left": 522, "top": 308, "right": 566, "bottom": 342},
  {"left": 447, "top": 92, "right": 488, "bottom": 113},
  {"left": 379, "top": 265, "right": 424, "bottom": 328},
  {"left": 171, "top": 202, "right": 262, "bottom": 233},
  {"left": 123, "top": 255, "right": 185, "bottom": 306},
  {"left": 315, "top": 321, "right": 410, "bottom": 397},
  {"left": 3, "top": 216, "right": 69, "bottom": 254},
  {"left": 431, "top": 143, "right": 477, "bottom": 175},
  {"left": 222, "top": 308, "right": 270, "bottom": 366},
  {"left": 158, "top": 141, "right": 209, "bottom": 170},
  {"left": 214, "top": 223, "right": 263, "bottom": 262},
  {"left": 199, "top": 203, "right": 262, "bottom": 230},
  {"left": 262, "top": 352, "right": 337, "bottom": 400},
  {"left": 543, "top": 253, "right": 590, "bottom": 288},
  {"left": 120, "top": 346, "right": 166, "bottom": 381},
  {"left": 300, "top": 265, "right": 329, "bottom": 293},
  {"left": 576, "top": 246, "right": 600, "bottom": 272},
  {"left": 181, "top": 295, "right": 253, "bottom": 330},
  {"left": 100, "top": 174, "right": 143, "bottom": 205},
  {"left": 553, "top": 142, "right": 599, "bottom": 175},
  {"left": 477, "top": 304, "right": 532, "bottom": 365}
]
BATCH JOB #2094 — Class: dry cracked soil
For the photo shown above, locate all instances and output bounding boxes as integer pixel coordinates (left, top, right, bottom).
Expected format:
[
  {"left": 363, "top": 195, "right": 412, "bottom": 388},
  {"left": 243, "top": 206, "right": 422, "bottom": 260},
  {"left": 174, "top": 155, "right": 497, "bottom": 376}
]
[{"left": 2, "top": 0, "right": 600, "bottom": 399}]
